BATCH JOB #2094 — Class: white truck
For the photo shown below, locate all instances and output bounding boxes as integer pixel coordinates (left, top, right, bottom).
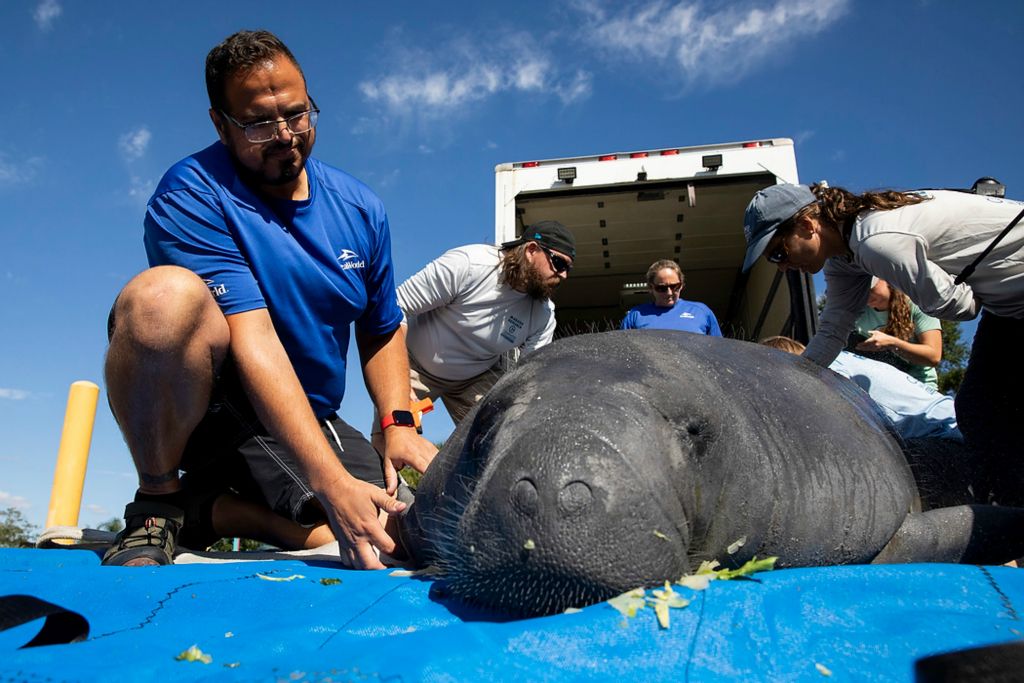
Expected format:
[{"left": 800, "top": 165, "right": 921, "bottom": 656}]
[{"left": 494, "top": 138, "right": 818, "bottom": 342}]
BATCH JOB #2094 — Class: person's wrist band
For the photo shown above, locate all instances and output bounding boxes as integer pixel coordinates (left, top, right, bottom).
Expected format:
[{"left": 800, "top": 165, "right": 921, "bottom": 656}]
[{"left": 381, "top": 410, "right": 416, "bottom": 430}]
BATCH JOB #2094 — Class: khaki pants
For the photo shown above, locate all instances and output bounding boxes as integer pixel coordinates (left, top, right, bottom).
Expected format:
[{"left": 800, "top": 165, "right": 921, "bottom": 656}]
[{"left": 372, "top": 355, "right": 503, "bottom": 438}]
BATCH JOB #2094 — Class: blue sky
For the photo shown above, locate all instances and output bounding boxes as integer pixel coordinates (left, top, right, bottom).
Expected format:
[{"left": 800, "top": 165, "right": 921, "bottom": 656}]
[{"left": 1, "top": 1, "right": 1021, "bottom": 532}]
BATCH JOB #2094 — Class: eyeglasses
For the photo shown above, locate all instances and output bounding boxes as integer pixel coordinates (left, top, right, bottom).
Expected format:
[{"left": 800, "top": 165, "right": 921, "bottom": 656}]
[
  {"left": 765, "top": 242, "right": 789, "bottom": 264},
  {"left": 540, "top": 246, "right": 573, "bottom": 274},
  {"left": 653, "top": 282, "right": 682, "bottom": 293},
  {"left": 219, "top": 97, "right": 320, "bottom": 143}
]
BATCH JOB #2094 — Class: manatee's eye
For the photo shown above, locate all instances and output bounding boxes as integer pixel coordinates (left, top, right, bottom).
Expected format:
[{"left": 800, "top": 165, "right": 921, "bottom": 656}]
[
  {"left": 511, "top": 478, "right": 539, "bottom": 517},
  {"left": 679, "top": 419, "right": 713, "bottom": 461},
  {"left": 559, "top": 480, "right": 593, "bottom": 515}
]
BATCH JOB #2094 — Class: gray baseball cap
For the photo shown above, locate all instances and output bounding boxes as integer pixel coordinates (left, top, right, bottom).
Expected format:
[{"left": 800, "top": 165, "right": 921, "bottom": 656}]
[{"left": 741, "top": 184, "right": 817, "bottom": 272}]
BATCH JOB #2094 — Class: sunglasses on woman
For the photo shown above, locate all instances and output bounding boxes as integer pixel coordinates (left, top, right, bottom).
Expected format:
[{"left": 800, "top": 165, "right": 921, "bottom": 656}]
[
  {"left": 653, "top": 282, "right": 682, "bottom": 293},
  {"left": 766, "top": 243, "right": 788, "bottom": 264}
]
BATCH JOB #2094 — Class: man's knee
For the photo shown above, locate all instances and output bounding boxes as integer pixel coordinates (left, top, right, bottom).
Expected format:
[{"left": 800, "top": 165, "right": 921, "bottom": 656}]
[{"left": 109, "top": 266, "right": 228, "bottom": 353}]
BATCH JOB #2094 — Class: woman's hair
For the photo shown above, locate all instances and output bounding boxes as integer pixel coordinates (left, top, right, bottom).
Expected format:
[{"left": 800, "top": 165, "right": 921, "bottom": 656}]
[
  {"left": 646, "top": 260, "right": 683, "bottom": 287},
  {"left": 880, "top": 285, "right": 916, "bottom": 342},
  {"left": 776, "top": 183, "right": 928, "bottom": 242},
  {"left": 791, "top": 183, "right": 928, "bottom": 239},
  {"left": 759, "top": 336, "right": 806, "bottom": 354}
]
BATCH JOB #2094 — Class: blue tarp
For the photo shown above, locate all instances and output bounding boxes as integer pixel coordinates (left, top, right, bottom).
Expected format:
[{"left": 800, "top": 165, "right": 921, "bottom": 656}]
[{"left": 1, "top": 548, "right": 1022, "bottom": 682}]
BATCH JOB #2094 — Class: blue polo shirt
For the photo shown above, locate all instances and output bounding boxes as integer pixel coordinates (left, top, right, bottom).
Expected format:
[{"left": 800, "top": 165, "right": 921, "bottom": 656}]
[
  {"left": 621, "top": 300, "right": 723, "bottom": 336},
  {"left": 144, "top": 143, "right": 403, "bottom": 418}
]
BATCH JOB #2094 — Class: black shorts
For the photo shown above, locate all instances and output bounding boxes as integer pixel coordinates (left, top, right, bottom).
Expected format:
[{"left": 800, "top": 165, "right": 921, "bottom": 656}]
[{"left": 108, "top": 300, "right": 384, "bottom": 525}]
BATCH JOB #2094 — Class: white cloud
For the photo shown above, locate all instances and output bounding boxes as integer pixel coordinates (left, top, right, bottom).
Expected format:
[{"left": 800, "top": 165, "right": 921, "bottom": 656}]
[
  {"left": 794, "top": 130, "right": 815, "bottom": 145},
  {"left": 579, "top": 0, "right": 849, "bottom": 87},
  {"left": 0, "top": 388, "right": 31, "bottom": 401},
  {"left": 359, "top": 35, "right": 592, "bottom": 119},
  {"left": 0, "top": 153, "right": 44, "bottom": 185},
  {"left": 0, "top": 491, "right": 31, "bottom": 509},
  {"left": 116, "top": 127, "right": 154, "bottom": 203},
  {"left": 359, "top": 168, "right": 402, "bottom": 190},
  {"left": 360, "top": 63, "right": 503, "bottom": 114},
  {"left": 33, "top": 0, "right": 61, "bottom": 31},
  {"left": 118, "top": 126, "right": 152, "bottom": 162},
  {"left": 357, "top": 1, "right": 842, "bottom": 129},
  {"left": 127, "top": 174, "right": 155, "bottom": 199},
  {"left": 0, "top": 157, "right": 16, "bottom": 184}
]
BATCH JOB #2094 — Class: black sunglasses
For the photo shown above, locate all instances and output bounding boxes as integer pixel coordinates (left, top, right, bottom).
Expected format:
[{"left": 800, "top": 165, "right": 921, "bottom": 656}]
[
  {"left": 653, "top": 282, "right": 682, "bottom": 293},
  {"left": 766, "top": 243, "right": 788, "bottom": 264},
  {"left": 541, "top": 246, "right": 573, "bottom": 274}
]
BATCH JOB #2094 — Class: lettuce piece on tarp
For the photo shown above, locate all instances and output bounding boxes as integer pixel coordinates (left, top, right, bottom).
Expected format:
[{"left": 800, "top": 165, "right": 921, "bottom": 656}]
[
  {"left": 175, "top": 645, "right": 212, "bottom": 664},
  {"left": 608, "top": 588, "right": 647, "bottom": 619},
  {"left": 715, "top": 556, "right": 777, "bottom": 580},
  {"left": 255, "top": 573, "right": 305, "bottom": 582},
  {"left": 609, "top": 582, "right": 692, "bottom": 629}
]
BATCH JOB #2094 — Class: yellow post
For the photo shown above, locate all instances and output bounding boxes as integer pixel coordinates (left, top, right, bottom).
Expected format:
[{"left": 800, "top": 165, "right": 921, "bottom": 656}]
[{"left": 45, "top": 381, "right": 100, "bottom": 529}]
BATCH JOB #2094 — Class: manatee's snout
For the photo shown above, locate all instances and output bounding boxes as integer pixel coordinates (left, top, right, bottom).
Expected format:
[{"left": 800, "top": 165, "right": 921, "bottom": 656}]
[{"left": 438, "top": 428, "right": 689, "bottom": 616}]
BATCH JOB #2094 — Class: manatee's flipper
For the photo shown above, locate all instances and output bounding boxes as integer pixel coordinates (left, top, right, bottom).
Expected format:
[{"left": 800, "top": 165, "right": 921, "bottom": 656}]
[
  {"left": 873, "top": 505, "right": 1024, "bottom": 564},
  {"left": 902, "top": 438, "right": 984, "bottom": 509}
]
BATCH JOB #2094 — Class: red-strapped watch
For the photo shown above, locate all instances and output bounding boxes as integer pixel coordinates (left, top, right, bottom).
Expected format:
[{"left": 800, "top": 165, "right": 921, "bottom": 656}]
[{"left": 380, "top": 410, "right": 416, "bottom": 430}]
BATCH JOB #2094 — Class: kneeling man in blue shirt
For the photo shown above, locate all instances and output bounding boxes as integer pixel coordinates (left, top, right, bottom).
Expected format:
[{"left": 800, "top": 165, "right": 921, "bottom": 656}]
[
  {"left": 102, "top": 30, "right": 435, "bottom": 570},
  {"left": 621, "top": 259, "right": 722, "bottom": 336}
]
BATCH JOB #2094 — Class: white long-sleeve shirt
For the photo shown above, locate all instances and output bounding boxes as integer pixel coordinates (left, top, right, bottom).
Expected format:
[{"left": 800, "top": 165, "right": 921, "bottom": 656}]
[
  {"left": 397, "top": 244, "right": 556, "bottom": 381},
  {"left": 805, "top": 190, "right": 1024, "bottom": 367}
]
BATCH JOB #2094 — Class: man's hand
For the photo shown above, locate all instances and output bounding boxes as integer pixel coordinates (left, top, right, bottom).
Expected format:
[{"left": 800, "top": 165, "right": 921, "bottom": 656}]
[
  {"left": 381, "top": 427, "right": 438, "bottom": 494},
  {"left": 317, "top": 472, "right": 407, "bottom": 569}
]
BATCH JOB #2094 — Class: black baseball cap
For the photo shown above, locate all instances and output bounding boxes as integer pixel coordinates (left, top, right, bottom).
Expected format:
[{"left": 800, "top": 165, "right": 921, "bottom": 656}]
[{"left": 500, "top": 220, "right": 576, "bottom": 259}]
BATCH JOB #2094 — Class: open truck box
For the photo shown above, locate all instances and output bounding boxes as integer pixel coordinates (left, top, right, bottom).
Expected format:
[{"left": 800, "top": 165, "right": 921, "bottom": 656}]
[{"left": 494, "top": 138, "right": 819, "bottom": 342}]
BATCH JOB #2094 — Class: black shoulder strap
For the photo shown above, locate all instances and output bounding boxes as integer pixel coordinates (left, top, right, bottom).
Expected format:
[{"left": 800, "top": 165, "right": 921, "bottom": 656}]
[
  {"left": 954, "top": 206, "right": 1024, "bottom": 285},
  {"left": 0, "top": 594, "right": 89, "bottom": 648}
]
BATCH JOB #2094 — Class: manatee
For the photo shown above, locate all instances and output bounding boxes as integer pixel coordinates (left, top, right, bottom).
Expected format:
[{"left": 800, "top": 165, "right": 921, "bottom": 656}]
[{"left": 402, "top": 330, "right": 1024, "bottom": 616}]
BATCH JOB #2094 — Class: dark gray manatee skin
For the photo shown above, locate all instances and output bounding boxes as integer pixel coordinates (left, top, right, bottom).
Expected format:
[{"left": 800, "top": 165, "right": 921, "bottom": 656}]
[{"left": 403, "top": 330, "right": 1023, "bottom": 616}]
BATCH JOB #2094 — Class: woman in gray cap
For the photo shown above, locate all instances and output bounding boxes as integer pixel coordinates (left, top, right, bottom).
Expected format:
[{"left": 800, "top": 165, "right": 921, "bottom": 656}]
[{"left": 741, "top": 182, "right": 1024, "bottom": 504}]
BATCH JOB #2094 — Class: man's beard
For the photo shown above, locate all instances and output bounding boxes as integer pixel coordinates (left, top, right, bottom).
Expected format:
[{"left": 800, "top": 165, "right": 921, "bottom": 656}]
[
  {"left": 228, "top": 139, "right": 308, "bottom": 189},
  {"left": 261, "top": 141, "right": 305, "bottom": 185},
  {"left": 524, "top": 264, "right": 558, "bottom": 300}
]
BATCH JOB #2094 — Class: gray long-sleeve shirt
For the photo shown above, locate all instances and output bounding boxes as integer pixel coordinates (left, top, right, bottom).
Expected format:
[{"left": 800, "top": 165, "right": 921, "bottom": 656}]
[{"left": 805, "top": 190, "right": 1024, "bottom": 367}]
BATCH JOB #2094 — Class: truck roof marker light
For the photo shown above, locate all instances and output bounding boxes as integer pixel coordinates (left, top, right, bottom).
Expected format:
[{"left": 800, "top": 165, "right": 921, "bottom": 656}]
[
  {"left": 660, "top": 149, "right": 679, "bottom": 156},
  {"left": 599, "top": 154, "right": 617, "bottom": 161},
  {"left": 522, "top": 161, "right": 540, "bottom": 168},
  {"left": 630, "top": 152, "right": 648, "bottom": 159},
  {"left": 742, "top": 142, "right": 759, "bottom": 148}
]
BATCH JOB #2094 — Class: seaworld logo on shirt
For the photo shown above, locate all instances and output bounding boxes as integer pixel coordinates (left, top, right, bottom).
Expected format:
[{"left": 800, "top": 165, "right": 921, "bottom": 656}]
[
  {"left": 337, "top": 249, "right": 365, "bottom": 271},
  {"left": 204, "top": 278, "right": 227, "bottom": 298},
  {"left": 500, "top": 315, "right": 525, "bottom": 344}
]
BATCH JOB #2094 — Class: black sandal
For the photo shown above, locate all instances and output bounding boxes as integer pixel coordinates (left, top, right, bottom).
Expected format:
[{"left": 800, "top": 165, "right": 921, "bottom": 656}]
[{"left": 101, "top": 501, "right": 184, "bottom": 566}]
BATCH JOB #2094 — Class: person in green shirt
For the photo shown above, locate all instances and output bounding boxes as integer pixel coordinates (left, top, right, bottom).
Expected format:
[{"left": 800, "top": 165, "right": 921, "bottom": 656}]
[{"left": 850, "top": 278, "right": 943, "bottom": 388}]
